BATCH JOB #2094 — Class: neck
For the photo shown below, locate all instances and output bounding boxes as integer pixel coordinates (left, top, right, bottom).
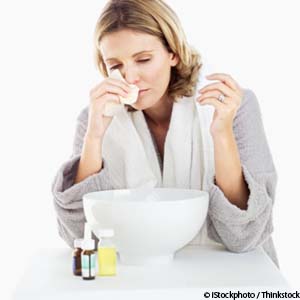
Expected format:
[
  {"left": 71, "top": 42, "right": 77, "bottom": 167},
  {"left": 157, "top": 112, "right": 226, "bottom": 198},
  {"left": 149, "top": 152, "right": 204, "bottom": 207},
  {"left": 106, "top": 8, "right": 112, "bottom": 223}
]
[{"left": 143, "top": 93, "right": 174, "bottom": 129}]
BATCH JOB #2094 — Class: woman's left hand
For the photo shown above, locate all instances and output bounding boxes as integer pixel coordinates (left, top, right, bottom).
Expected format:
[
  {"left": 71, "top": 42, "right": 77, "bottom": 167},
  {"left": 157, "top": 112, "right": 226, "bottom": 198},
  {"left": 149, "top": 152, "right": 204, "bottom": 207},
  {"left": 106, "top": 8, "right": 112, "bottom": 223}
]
[{"left": 196, "top": 73, "right": 244, "bottom": 137}]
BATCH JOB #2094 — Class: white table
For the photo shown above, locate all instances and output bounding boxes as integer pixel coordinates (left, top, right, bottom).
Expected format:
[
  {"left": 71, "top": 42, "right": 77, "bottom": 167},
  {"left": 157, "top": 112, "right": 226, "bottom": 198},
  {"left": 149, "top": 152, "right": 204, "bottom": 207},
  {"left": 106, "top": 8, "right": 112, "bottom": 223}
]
[{"left": 13, "top": 244, "right": 290, "bottom": 300}]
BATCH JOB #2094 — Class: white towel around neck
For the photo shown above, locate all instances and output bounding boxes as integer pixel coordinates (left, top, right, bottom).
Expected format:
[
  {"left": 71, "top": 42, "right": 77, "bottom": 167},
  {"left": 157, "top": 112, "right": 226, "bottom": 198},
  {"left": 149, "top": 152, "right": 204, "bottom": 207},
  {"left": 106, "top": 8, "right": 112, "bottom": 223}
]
[{"left": 101, "top": 70, "right": 217, "bottom": 245}]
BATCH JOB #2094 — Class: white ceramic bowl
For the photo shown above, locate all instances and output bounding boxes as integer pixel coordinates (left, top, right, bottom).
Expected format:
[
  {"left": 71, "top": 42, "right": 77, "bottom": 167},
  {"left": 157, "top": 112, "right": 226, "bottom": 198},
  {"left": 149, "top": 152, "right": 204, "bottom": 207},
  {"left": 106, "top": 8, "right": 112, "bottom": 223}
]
[{"left": 83, "top": 188, "right": 208, "bottom": 265}]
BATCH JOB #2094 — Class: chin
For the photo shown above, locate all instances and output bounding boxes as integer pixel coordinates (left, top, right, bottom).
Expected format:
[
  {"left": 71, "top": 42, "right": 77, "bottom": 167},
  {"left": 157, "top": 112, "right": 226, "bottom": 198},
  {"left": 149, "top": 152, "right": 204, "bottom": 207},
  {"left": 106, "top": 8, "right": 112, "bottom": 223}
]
[{"left": 131, "top": 99, "right": 154, "bottom": 111}]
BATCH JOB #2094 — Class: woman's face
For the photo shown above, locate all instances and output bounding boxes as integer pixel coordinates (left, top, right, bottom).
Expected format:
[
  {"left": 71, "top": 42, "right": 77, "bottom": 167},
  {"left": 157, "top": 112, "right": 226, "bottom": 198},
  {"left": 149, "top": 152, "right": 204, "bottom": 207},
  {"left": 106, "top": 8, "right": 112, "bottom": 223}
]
[{"left": 100, "top": 29, "right": 178, "bottom": 110}]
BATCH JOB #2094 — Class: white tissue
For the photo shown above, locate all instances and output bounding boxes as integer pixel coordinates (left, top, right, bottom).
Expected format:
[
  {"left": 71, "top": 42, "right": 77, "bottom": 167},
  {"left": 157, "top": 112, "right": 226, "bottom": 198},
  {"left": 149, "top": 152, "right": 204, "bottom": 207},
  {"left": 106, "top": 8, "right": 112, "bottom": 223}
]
[
  {"left": 103, "top": 69, "right": 139, "bottom": 117},
  {"left": 110, "top": 69, "right": 139, "bottom": 105}
]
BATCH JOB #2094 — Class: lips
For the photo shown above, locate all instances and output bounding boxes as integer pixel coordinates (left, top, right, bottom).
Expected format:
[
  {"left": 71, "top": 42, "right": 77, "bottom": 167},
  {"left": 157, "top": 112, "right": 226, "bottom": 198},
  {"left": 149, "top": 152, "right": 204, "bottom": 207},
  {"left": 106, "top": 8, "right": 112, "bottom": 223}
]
[{"left": 139, "top": 89, "right": 149, "bottom": 94}]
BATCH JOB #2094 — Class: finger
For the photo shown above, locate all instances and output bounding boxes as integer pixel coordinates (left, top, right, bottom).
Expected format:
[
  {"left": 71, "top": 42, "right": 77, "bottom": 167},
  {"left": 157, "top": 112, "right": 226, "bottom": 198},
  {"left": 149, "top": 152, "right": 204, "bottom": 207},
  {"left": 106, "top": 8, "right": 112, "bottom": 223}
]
[
  {"left": 198, "top": 97, "right": 224, "bottom": 110},
  {"left": 106, "top": 78, "right": 132, "bottom": 93},
  {"left": 205, "top": 73, "right": 239, "bottom": 91},
  {"left": 197, "top": 90, "right": 227, "bottom": 104},
  {"left": 92, "top": 83, "right": 129, "bottom": 99},
  {"left": 95, "top": 92, "right": 121, "bottom": 105},
  {"left": 90, "top": 78, "right": 131, "bottom": 96},
  {"left": 199, "top": 82, "right": 234, "bottom": 97}
]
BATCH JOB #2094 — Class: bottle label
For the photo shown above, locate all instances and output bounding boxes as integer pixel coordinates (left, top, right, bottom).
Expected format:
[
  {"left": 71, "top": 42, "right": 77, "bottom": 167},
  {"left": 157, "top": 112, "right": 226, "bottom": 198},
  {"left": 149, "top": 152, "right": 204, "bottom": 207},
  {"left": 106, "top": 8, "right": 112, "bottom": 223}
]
[
  {"left": 82, "top": 253, "right": 96, "bottom": 277},
  {"left": 98, "top": 247, "right": 117, "bottom": 276}
]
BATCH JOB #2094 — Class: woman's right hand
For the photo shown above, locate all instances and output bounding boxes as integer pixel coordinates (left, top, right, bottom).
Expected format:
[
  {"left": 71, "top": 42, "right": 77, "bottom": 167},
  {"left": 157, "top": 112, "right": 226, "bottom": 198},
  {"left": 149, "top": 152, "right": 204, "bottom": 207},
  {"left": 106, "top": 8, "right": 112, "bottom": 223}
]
[{"left": 86, "top": 77, "right": 131, "bottom": 140}]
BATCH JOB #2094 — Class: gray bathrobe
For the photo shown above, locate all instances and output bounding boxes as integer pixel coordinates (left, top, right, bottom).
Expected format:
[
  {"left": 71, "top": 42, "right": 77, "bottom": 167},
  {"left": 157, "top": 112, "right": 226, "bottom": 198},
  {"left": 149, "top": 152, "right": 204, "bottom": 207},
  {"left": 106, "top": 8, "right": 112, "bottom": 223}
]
[{"left": 51, "top": 88, "right": 279, "bottom": 268}]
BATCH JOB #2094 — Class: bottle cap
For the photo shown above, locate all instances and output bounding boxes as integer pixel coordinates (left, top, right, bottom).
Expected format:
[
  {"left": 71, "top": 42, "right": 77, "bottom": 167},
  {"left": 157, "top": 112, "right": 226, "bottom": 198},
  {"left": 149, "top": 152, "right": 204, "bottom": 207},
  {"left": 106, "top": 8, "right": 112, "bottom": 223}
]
[
  {"left": 81, "top": 223, "right": 95, "bottom": 250},
  {"left": 82, "top": 239, "right": 95, "bottom": 250},
  {"left": 84, "top": 223, "right": 92, "bottom": 239},
  {"left": 98, "top": 228, "right": 114, "bottom": 238},
  {"left": 73, "top": 238, "right": 83, "bottom": 249}
]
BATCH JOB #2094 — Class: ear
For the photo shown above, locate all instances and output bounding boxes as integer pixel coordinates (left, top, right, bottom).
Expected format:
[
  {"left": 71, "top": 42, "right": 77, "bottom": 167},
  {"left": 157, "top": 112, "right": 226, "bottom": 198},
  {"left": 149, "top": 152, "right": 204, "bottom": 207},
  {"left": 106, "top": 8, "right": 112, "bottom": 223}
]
[{"left": 169, "top": 52, "right": 179, "bottom": 67}]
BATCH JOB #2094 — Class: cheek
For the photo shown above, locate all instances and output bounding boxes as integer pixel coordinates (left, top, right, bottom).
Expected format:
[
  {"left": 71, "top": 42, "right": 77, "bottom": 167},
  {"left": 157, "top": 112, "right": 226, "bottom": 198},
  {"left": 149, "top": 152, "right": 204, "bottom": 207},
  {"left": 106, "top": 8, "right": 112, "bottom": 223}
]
[{"left": 142, "top": 59, "right": 171, "bottom": 88}]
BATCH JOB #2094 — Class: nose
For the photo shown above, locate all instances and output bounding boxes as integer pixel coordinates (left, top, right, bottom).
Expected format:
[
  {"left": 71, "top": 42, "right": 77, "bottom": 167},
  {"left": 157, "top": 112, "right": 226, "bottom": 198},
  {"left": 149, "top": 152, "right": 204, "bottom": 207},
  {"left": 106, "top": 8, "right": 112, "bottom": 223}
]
[{"left": 123, "top": 66, "right": 140, "bottom": 85}]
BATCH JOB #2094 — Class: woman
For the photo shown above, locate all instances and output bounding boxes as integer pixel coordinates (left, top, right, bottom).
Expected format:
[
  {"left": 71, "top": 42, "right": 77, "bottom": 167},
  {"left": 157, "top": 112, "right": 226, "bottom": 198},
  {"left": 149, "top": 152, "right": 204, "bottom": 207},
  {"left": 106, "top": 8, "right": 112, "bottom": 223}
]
[{"left": 52, "top": 0, "right": 279, "bottom": 267}]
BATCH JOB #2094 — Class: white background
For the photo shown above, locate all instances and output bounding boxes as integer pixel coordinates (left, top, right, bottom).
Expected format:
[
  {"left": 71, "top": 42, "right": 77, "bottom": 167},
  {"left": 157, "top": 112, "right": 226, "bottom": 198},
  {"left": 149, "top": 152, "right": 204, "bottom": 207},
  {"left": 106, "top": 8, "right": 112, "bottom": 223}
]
[{"left": 0, "top": 0, "right": 299, "bottom": 298}]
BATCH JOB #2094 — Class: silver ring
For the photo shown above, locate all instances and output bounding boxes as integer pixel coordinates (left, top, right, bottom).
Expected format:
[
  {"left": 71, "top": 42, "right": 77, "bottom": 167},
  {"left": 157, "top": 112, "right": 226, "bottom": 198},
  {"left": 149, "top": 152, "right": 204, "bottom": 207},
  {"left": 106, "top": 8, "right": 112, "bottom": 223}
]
[{"left": 218, "top": 93, "right": 225, "bottom": 103}]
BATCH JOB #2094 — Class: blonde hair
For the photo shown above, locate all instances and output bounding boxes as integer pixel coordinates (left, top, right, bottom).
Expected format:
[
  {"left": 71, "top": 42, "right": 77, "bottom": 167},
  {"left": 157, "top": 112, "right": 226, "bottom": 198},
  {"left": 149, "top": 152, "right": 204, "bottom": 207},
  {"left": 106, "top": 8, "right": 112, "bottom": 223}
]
[{"left": 93, "top": 0, "right": 202, "bottom": 108}]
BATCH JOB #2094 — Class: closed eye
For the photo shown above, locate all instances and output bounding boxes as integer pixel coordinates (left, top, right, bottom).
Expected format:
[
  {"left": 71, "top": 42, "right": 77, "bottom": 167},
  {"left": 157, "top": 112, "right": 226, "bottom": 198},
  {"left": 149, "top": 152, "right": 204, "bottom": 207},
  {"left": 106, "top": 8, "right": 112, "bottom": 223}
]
[
  {"left": 109, "top": 59, "right": 151, "bottom": 70},
  {"left": 109, "top": 64, "right": 120, "bottom": 70},
  {"left": 138, "top": 59, "right": 150, "bottom": 63}
]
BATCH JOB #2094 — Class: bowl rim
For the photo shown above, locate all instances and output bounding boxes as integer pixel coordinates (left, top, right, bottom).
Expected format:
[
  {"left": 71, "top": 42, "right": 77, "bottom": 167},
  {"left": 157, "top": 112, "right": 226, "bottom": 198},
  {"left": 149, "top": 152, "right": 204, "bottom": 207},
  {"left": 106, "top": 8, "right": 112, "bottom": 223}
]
[{"left": 83, "top": 188, "right": 209, "bottom": 204}]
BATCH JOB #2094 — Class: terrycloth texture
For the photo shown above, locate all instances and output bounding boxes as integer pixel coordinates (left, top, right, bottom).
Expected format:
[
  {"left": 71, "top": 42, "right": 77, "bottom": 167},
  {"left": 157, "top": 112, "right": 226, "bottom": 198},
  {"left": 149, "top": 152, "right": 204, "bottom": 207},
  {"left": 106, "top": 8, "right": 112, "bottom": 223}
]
[
  {"left": 51, "top": 88, "right": 279, "bottom": 268},
  {"left": 100, "top": 93, "right": 216, "bottom": 245}
]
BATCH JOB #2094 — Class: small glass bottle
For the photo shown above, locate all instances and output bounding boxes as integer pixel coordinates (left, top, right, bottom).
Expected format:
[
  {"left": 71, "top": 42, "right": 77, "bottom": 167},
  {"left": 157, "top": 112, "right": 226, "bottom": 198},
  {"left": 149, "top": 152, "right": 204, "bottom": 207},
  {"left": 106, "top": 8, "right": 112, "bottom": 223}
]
[
  {"left": 81, "top": 239, "right": 96, "bottom": 280},
  {"left": 97, "top": 229, "right": 117, "bottom": 276},
  {"left": 72, "top": 238, "right": 83, "bottom": 276}
]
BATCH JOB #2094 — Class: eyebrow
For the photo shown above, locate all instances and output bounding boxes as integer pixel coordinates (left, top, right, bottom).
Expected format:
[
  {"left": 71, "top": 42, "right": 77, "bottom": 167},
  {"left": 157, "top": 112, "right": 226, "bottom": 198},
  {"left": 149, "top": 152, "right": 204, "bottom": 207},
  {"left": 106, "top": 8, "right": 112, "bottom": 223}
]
[{"left": 105, "top": 50, "right": 154, "bottom": 62}]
